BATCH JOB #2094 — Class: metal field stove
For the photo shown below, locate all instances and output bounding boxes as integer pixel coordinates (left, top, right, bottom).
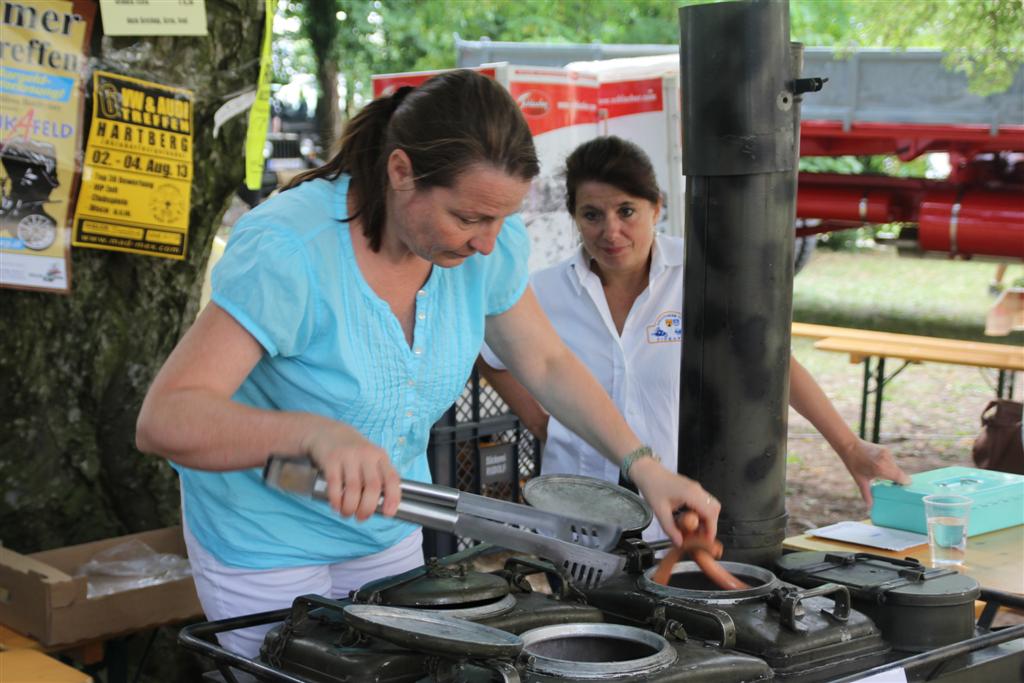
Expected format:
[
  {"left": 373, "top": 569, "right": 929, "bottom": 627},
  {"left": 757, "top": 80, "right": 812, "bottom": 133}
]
[
  {"left": 181, "top": 545, "right": 773, "bottom": 683},
  {"left": 180, "top": 539, "right": 1024, "bottom": 683},
  {"left": 181, "top": 466, "right": 1024, "bottom": 683}
]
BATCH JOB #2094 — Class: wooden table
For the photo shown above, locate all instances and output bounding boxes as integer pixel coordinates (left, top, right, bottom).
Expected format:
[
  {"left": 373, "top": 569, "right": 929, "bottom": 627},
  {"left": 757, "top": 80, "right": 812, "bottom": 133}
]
[
  {"left": 0, "top": 648, "right": 92, "bottom": 682},
  {"left": 784, "top": 523, "right": 1024, "bottom": 597},
  {"left": 809, "top": 333, "right": 1024, "bottom": 442}
]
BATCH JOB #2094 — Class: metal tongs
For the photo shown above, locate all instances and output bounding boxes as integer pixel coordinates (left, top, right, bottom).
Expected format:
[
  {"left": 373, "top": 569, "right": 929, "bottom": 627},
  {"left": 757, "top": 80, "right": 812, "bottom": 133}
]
[{"left": 263, "top": 455, "right": 626, "bottom": 588}]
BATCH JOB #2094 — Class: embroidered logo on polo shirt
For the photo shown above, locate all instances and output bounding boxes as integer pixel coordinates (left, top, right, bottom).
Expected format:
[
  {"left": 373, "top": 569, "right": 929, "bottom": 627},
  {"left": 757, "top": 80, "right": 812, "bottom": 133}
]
[{"left": 647, "top": 311, "right": 682, "bottom": 343}]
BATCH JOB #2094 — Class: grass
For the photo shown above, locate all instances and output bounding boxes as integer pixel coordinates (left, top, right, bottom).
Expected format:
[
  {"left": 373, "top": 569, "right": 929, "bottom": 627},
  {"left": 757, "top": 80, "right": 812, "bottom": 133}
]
[{"left": 793, "top": 249, "right": 1024, "bottom": 344}]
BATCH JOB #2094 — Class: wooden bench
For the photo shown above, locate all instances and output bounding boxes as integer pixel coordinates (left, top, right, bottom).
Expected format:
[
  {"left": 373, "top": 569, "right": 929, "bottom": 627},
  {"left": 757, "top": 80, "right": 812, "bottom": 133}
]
[{"left": 791, "top": 322, "right": 1024, "bottom": 442}]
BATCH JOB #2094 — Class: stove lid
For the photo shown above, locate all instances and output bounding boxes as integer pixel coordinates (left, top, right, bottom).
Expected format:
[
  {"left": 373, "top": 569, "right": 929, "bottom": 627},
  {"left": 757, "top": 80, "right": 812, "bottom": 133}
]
[
  {"left": 358, "top": 562, "right": 512, "bottom": 607},
  {"left": 343, "top": 604, "right": 524, "bottom": 659},
  {"left": 775, "top": 551, "right": 980, "bottom": 606},
  {"left": 524, "top": 474, "right": 652, "bottom": 534}
]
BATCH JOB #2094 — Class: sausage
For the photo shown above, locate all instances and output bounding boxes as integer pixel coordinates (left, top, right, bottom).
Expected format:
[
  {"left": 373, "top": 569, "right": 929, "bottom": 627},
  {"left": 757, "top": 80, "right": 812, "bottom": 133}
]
[
  {"left": 692, "top": 548, "right": 750, "bottom": 590},
  {"left": 651, "top": 512, "right": 749, "bottom": 590},
  {"left": 651, "top": 543, "right": 685, "bottom": 585},
  {"left": 651, "top": 511, "right": 699, "bottom": 585}
]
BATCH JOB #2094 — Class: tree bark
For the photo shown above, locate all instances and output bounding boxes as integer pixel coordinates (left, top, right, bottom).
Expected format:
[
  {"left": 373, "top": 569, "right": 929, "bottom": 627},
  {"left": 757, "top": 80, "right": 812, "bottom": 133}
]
[
  {"left": 306, "top": 0, "right": 342, "bottom": 153},
  {"left": 0, "top": 0, "right": 267, "bottom": 554}
]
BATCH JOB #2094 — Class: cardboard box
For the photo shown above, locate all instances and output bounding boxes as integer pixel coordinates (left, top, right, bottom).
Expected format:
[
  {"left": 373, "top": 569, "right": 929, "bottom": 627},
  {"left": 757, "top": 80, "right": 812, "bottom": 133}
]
[{"left": 0, "top": 526, "right": 202, "bottom": 646}]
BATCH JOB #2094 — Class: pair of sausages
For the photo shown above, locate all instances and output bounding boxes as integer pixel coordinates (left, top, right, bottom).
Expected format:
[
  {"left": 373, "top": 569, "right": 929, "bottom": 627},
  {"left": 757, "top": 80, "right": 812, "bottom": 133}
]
[{"left": 651, "top": 511, "right": 750, "bottom": 590}]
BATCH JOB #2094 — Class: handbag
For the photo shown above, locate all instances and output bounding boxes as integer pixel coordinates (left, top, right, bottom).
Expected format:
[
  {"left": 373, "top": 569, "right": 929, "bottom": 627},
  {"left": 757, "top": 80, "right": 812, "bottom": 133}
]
[{"left": 971, "top": 399, "right": 1024, "bottom": 475}]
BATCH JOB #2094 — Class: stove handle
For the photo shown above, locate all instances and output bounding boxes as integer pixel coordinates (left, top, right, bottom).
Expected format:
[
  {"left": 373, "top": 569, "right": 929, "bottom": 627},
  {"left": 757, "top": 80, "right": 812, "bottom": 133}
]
[
  {"left": 665, "top": 599, "right": 737, "bottom": 649},
  {"left": 775, "top": 583, "right": 851, "bottom": 631}
]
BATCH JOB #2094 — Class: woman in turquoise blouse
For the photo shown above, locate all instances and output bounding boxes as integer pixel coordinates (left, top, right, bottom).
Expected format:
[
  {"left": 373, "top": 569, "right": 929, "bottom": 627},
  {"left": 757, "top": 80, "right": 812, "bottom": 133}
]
[{"left": 136, "top": 70, "right": 720, "bottom": 656}]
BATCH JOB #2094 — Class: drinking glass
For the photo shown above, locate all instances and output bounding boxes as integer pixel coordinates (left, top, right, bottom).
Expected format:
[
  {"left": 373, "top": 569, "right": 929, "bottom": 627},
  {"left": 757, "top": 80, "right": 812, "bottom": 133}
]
[{"left": 923, "top": 494, "right": 971, "bottom": 567}]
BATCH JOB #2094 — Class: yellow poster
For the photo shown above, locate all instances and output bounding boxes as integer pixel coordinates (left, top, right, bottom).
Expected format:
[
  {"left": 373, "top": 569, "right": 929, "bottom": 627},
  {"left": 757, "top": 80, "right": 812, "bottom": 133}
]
[
  {"left": 0, "top": 0, "right": 96, "bottom": 293},
  {"left": 73, "top": 72, "right": 194, "bottom": 259},
  {"left": 244, "top": 0, "right": 273, "bottom": 190}
]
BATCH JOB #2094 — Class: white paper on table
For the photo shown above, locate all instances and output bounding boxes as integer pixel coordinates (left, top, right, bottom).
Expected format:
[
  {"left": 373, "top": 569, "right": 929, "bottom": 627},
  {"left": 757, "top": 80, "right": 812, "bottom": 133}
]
[
  {"left": 807, "top": 521, "right": 929, "bottom": 551},
  {"left": 855, "top": 667, "right": 908, "bottom": 682}
]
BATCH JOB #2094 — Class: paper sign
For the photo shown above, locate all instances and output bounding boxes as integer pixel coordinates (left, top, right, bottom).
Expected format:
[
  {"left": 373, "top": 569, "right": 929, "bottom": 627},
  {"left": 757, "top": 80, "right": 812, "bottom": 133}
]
[
  {"left": 244, "top": 0, "right": 273, "bottom": 190},
  {"left": 72, "top": 72, "right": 194, "bottom": 259},
  {"left": 808, "top": 521, "right": 929, "bottom": 552},
  {"left": 856, "top": 668, "right": 908, "bottom": 682},
  {"left": 99, "top": 0, "right": 208, "bottom": 37},
  {"left": 0, "top": 0, "right": 97, "bottom": 294}
]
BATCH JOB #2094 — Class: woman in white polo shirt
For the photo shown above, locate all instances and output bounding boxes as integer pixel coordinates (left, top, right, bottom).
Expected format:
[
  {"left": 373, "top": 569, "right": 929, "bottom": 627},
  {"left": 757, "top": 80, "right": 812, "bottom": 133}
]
[{"left": 479, "top": 135, "right": 909, "bottom": 541}]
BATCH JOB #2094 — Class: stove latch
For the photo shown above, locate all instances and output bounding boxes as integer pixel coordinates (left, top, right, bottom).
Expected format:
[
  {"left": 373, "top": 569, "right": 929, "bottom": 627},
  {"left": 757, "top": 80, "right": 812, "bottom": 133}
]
[{"left": 769, "top": 582, "right": 851, "bottom": 631}]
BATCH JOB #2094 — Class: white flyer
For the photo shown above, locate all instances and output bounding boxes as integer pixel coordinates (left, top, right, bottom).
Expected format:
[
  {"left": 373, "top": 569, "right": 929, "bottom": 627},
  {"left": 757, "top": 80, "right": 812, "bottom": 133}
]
[{"left": 807, "top": 521, "right": 928, "bottom": 552}]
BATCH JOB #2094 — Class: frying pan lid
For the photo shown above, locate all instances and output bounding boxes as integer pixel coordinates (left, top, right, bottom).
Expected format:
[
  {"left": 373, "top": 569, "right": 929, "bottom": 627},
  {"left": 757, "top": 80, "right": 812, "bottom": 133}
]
[{"left": 523, "top": 474, "right": 653, "bottom": 534}]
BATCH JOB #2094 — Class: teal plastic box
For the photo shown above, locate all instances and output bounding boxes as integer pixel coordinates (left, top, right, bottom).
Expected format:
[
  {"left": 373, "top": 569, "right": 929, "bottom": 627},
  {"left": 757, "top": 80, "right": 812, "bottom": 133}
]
[{"left": 871, "top": 466, "right": 1024, "bottom": 536}]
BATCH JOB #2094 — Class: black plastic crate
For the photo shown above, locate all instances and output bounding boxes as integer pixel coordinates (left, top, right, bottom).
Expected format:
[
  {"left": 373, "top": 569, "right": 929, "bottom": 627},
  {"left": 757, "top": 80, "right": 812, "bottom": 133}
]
[{"left": 424, "top": 368, "right": 541, "bottom": 558}]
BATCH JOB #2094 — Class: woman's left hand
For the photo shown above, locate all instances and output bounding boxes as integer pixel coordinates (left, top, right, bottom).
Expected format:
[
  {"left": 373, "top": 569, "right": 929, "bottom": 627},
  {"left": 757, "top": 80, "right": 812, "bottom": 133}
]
[
  {"left": 628, "top": 457, "right": 721, "bottom": 546},
  {"left": 840, "top": 439, "right": 911, "bottom": 507}
]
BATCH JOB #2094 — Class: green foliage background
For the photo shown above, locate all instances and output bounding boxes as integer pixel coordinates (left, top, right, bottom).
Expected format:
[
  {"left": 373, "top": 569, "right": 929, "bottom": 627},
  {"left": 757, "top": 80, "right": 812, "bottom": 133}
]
[{"left": 274, "top": 0, "right": 1023, "bottom": 108}]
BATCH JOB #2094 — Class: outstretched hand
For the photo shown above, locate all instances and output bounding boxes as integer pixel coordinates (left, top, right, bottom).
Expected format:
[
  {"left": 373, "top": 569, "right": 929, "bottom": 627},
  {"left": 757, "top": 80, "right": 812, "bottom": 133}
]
[
  {"left": 840, "top": 439, "right": 911, "bottom": 507},
  {"left": 628, "top": 457, "right": 721, "bottom": 546}
]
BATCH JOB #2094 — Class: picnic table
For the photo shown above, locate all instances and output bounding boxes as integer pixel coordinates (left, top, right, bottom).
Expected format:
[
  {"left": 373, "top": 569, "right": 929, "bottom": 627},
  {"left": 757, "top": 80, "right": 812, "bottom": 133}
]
[{"left": 792, "top": 322, "right": 1024, "bottom": 443}]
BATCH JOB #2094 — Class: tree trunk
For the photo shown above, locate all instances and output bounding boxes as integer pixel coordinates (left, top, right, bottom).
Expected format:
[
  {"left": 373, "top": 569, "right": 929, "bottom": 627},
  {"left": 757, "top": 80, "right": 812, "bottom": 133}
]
[
  {"left": 306, "top": 0, "right": 342, "bottom": 153},
  {"left": 0, "top": 0, "right": 267, "bottom": 554},
  {"left": 316, "top": 60, "right": 341, "bottom": 153}
]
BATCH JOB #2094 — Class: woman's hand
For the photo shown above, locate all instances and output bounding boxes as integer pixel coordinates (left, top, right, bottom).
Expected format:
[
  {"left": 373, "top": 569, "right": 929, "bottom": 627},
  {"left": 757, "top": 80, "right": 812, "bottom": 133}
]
[
  {"left": 839, "top": 438, "right": 911, "bottom": 507},
  {"left": 300, "top": 422, "right": 402, "bottom": 521},
  {"left": 628, "top": 457, "right": 721, "bottom": 546}
]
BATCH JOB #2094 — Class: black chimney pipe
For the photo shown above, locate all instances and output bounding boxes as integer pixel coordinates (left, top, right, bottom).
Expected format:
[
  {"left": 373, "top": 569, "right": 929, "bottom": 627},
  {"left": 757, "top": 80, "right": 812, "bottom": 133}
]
[{"left": 678, "top": 0, "right": 803, "bottom": 566}]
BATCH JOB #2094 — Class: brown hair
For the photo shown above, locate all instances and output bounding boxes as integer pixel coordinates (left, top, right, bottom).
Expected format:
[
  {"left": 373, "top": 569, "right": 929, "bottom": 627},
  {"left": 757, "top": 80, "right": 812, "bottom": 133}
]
[
  {"left": 285, "top": 70, "right": 540, "bottom": 251},
  {"left": 564, "top": 136, "right": 661, "bottom": 216}
]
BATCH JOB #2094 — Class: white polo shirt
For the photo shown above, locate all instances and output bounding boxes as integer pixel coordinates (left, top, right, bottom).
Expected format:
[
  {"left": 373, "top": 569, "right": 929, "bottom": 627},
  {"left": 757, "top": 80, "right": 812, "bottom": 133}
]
[{"left": 483, "top": 234, "right": 683, "bottom": 541}]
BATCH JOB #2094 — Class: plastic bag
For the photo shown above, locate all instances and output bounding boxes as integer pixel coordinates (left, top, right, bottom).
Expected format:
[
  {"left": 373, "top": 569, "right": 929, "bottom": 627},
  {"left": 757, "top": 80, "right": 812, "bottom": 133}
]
[{"left": 74, "top": 538, "right": 192, "bottom": 598}]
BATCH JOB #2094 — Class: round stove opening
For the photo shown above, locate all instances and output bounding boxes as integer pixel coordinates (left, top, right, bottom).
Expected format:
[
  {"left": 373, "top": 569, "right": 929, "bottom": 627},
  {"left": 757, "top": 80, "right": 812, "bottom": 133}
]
[
  {"left": 641, "top": 560, "right": 778, "bottom": 599},
  {"left": 519, "top": 624, "right": 677, "bottom": 679},
  {"left": 526, "top": 634, "right": 657, "bottom": 662},
  {"left": 667, "top": 569, "right": 766, "bottom": 591}
]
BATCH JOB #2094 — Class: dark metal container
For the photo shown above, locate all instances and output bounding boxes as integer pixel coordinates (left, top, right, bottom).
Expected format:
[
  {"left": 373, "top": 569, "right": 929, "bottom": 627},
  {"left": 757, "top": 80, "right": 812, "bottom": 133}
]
[
  {"left": 452, "top": 622, "right": 773, "bottom": 682},
  {"left": 584, "top": 560, "right": 889, "bottom": 681},
  {"left": 774, "top": 551, "right": 981, "bottom": 652},
  {"left": 261, "top": 556, "right": 608, "bottom": 682}
]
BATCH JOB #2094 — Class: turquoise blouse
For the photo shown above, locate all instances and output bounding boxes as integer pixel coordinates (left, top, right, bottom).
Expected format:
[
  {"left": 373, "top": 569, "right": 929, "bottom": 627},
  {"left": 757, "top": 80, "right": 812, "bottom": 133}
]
[{"left": 177, "top": 174, "right": 529, "bottom": 568}]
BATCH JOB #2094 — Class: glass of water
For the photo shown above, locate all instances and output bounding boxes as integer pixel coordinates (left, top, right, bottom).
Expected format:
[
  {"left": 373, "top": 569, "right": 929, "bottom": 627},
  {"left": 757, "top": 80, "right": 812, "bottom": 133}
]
[{"left": 923, "top": 494, "right": 971, "bottom": 567}]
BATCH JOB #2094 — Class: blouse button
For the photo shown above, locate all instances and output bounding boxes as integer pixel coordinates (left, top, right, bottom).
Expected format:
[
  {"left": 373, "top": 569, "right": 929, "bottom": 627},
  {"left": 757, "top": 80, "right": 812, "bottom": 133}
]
[
  {"left": 417, "top": 289, "right": 427, "bottom": 298},
  {"left": 417, "top": 312, "right": 426, "bottom": 321},
  {"left": 397, "top": 436, "right": 406, "bottom": 445},
  {"left": 414, "top": 347, "right": 423, "bottom": 356},
  {"left": 407, "top": 379, "right": 416, "bottom": 387},
  {"left": 405, "top": 410, "right": 414, "bottom": 418}
]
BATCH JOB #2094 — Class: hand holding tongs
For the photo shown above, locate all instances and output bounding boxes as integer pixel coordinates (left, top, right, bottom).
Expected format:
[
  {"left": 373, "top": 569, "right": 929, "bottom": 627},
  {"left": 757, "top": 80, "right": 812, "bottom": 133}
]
[{"left": 263, "top": 455, "right": 626, "bottom": 588}]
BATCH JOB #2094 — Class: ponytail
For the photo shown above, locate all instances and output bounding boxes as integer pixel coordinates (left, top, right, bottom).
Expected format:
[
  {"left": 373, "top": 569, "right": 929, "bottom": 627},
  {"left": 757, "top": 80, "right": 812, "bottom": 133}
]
[{"left": 283, "top": 87, "right": 413, "bottom": 250}]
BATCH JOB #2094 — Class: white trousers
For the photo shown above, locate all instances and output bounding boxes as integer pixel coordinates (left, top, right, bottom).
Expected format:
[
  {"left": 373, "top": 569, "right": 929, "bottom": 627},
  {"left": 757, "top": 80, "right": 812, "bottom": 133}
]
[{"left": 182, "top": 519, "right": 424, "bottom": 659}]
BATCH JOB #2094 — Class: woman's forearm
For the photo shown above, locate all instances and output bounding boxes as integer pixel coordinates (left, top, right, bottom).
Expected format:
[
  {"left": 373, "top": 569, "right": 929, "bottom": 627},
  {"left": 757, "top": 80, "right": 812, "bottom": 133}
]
[
  {"left": 519, "top": 345, "right": 641, "bottom": 466},
  {"left": 475, "top": 357, "right": 549, "bottom": 442},
  {"left": 136, "top": 386, "right": 332, "bottom": 471},
  {"left": 788, "top": 356, "right": 858, "bottom": 459}
]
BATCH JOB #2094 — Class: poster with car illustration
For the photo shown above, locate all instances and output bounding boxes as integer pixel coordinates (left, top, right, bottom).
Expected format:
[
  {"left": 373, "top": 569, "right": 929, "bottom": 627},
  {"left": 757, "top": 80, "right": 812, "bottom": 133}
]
[{"left": 0, "top": 0, "right": 96, "bottom": 293}]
